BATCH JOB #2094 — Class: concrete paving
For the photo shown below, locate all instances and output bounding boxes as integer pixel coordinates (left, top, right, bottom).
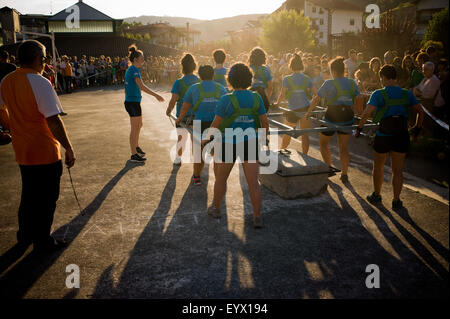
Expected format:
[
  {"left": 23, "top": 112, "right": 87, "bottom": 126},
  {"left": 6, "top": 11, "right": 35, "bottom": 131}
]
[{"left": 0, "top": 85, "right": 448, "bottom": 299}]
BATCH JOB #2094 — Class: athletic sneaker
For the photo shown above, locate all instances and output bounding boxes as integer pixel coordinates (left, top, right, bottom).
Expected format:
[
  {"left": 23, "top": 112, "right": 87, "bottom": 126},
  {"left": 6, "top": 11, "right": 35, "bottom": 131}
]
[
  {"left": 173, "top": 156, "right": 182, "bottom": 166},
  {"left": 392, "top": 199, "right": 404, "bottom": 211},
  {"left": 193, "top": 176, "right": 202, "bottom": 186},
  {"left": 207, "top": 206, "right": 221, "bottom": 218},
  {"left": 130, "top": 153, "right": 146, "bottom": 163},
  {"left": 136, "top": 146, "right": 146, "bottom": 157},
  {"left": 366, "top": 192, "right": 382, "bottom": 205},
  {"left": 253, "top": 216, "right": 262, "bottom": 229}
]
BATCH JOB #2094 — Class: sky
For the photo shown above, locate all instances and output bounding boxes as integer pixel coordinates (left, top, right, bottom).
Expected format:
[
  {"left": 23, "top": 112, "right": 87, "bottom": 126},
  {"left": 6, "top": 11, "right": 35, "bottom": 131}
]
[{"left": 0, "top": 0, "right": 285, "bottom": 20}]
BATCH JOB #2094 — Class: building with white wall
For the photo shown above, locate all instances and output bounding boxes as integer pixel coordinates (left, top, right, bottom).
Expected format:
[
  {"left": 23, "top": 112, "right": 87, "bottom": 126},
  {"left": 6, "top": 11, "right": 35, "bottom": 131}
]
[{"left": 275, "top": 0, "right": 365, "bottom": 45}]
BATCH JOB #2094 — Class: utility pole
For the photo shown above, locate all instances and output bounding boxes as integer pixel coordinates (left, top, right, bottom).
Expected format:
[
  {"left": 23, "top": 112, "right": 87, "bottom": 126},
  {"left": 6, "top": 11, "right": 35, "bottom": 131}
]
[{"left": 186, "top": 22, "right": 190, "bottom": 49}]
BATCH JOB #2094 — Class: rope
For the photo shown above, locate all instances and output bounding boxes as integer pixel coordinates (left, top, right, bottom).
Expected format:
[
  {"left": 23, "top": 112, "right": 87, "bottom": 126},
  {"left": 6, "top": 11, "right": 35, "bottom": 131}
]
[{"left": 67, "top": 167, "right": 84, "bottom": 216}]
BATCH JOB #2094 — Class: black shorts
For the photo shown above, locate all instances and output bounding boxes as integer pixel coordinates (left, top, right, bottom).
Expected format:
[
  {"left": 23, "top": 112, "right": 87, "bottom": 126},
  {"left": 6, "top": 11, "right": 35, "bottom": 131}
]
[
  {"left": 124, "top": 101, "right": 142, "bottom": 117},
  {"left": 219, "top": 140, "right": 259, "bottom": 163},
  {"left": 175, "top": 117, "right": 194, "bottom": 128},
  {"left": 320, "top": 124, "right": 351, "bottom": 136},
  {"left": 284, "top": 107, "right": 308, "bottom": 123},
  {"left": 192, "top": 121, "right": 212, "bottom": 140},
  {"left": 373, "top": 134, "right": 410, "bottom": 154}
]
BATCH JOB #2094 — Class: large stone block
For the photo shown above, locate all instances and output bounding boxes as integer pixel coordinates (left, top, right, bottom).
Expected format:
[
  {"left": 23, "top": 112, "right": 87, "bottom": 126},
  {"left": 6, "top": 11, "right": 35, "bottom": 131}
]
[{"left": 259, "top": 149, "right": 329, "bottom": 199}]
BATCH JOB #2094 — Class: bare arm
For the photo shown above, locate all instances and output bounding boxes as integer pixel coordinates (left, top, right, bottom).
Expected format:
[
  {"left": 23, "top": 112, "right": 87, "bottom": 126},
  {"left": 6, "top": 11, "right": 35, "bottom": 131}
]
[
  {"left": 166, "top": 93, "right": 178, "bottom": 116},
  {"left": 411, "top": 103, "right": 425, "bottom": 128},
  {"left": 266, "top": 81, "right": 273, "bottom": 100},
  {"left": 354, "top": 94, "right": 365, "bottom": 116},
  {"left": 276, "top": 87, "right": 287, "bottom": 105},
  {"left": 135, "top": 77, "right": 165, "bottom": 102},
  {"left": 357, "top": 104, "right": 376, "bottom": 129},
  {"left": 175, "top": 102, "right": 192, "bottom": 124},
  {"left": 305, "top": 95, "right": 321, "bottom": 117},
  {"left": 46, "top": 114, "right": 76, "bottom": 168}
]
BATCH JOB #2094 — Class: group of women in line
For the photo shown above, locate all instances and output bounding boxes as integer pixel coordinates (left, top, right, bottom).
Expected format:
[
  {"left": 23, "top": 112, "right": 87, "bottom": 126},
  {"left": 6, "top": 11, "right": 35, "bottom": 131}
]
[{"left": 123, "top": 44, "right": 425, "bottom": 228}]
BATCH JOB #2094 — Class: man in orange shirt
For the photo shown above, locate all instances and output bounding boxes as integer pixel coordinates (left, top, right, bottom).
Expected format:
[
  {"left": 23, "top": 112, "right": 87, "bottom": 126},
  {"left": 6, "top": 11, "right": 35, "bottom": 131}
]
[{"left": 0, "top": 40, "right": 76, "bottom": 252}]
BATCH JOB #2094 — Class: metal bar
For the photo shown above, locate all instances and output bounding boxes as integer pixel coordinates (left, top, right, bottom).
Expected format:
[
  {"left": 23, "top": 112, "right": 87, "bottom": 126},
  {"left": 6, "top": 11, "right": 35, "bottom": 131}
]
[
  {"left": 268, "top": 118, "right": 295, "bottom": 131},
  {"left": 269, "top": 123, "right": 379, "bottom": 138}
]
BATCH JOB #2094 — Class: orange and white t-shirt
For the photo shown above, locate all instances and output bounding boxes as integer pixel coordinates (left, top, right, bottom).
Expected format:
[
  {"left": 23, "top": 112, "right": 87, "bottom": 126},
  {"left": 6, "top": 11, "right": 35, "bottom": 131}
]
[{"left": 0, "top": 68, "right": 63, "bottom": 165}]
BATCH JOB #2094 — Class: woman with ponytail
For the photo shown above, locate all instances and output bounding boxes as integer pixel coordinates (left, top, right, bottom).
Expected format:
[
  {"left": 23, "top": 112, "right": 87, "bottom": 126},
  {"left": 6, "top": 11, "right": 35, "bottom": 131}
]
[
  {"left": 276, "top": 53, "right": 317, "bottom": 154},
  {"left": 124, "top": 44, "right": 165, "bottom": 163}
]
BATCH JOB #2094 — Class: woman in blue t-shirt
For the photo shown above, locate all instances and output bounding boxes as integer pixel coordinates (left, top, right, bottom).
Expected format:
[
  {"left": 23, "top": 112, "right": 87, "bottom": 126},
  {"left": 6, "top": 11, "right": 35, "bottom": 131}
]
[
  {"left": 276, "top": 54, "right": 317, "bottom": 155},
  {"left": 201, "top": 63, "right": 268, "bottom": 228},
  {"left": 124, "top": 44, "right": 164, "bottom": 163},
  {"left": 305, "top": 57, "right": 364, "bottom": 183},
  {"left": 356, "top": 64, "right": 424, "bottom": 211},
  {"left": 249, "top": 47, "right": 273, "bottom": 112},
  {"left": 166, "top": 53, "right": 200, "bottom": 164}
]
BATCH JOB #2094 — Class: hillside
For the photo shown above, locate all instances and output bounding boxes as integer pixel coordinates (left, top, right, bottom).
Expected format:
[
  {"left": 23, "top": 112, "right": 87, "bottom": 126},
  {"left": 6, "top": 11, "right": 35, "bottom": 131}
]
[
  {"left": 123, "top": 16, "right": 204, "bottom": 27},
  {"left": 124, "top": 14, "right": 268, "bottom": 42}
]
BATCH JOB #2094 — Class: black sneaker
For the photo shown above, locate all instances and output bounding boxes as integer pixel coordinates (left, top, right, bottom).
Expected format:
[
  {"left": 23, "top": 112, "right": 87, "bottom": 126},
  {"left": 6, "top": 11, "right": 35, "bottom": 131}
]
[
  {"left": 392, "top": 199, "right": 403, "bottom": 211},
  {"left": 136, "top": 146, "right": 146, "bottom": 157},
  {"left": 130, "top": 153, "right": 146, "bottom": 163},
  {"left": 60, "top": 111, "right": 68, "bottom": 116},
  {"left": 367, "top": 192, "right": 382, "bottom": 205}
]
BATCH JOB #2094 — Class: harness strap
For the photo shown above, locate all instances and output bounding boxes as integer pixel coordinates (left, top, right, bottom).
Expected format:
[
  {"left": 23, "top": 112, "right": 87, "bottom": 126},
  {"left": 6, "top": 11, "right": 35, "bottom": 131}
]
[
  {"left": 373, "top": 88, "right": 409, "bottom": 123},
  {"left": 219, "top": 92, "right": 261, "bottom": 132},
  {"left": 326, "top": 78, "right": 356, "bottom": 105},
  {"left": 192, "top": 82, "right": 222, "bottom": 113}
]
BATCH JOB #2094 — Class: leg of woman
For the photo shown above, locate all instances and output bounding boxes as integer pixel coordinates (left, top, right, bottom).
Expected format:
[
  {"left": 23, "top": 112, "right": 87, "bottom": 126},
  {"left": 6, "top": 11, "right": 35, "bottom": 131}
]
[
  {"left": 373, "top": 151, "right": 388, "bottom": 195},
  {"left": 390, "top": 151, "right": 406, "bottom": 201},
  {"left": 241, "top": 162, "right": 262, "bottom": 218},
  {"left": 177, "top": 131, "right": 185, "bottom": 158},
  {"left": 280, "top": 119, "right": 297, "bottom": 149},
  {"left": 193, "top": 145, "right": 205, "bottom": 177},
  {"left": 299, "top": 117, "right": 310, "bottom": 155},
  {"left": 136, "top": 117, "right": 143, "bottom": 151},
  {"left": 319, "top": 133, "right": 333, "bottom": 166},
  {"left": 129, "top": 116, "right": 142, "bottom": 155},
  {"left": 337, "top": 134, "right": 350, "bottom": 176},
  {"left": 213, "top": 162, "right": 235, "bottom": 209}
]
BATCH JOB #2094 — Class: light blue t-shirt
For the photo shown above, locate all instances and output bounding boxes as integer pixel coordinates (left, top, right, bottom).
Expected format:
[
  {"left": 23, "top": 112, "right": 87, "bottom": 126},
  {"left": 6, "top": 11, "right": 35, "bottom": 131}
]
[
  {"left": 250, "top": 65, "right": 273, "bottom": 89},
  {"left": 214, "top": 67, "right": 228, "bottom": 88},
  {"left": 282, "top": 73, "right": 314, "bottom": 110},
  {"left": 183, "top": 80, "right": 228, "bottom": 122},
  {"left": 171, "top": 74, "right": 200, "bottom": 117},
  {"left": 124, "top": 65, "right": 142, "bottom": 102},
  {"left": 368, "top": 86, "right": 418, "bottom": 136},
  {"left": 215, "top": 90, "right": 266, "bottom": 144},
  {"left": 318, "top": 77, "right": 360, "bottom": 106}
]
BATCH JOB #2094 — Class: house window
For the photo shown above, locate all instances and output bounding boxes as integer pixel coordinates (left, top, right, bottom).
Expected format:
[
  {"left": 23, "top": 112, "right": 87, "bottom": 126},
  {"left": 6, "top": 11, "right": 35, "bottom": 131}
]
[
  {"left": 319, "top": 8, "right": 324, "bottom": 14},
  {"left": 319, "top": 32, "right": 323, "bottom": 39},
  {"left": 312, "top": 6, "right": 316, "bottom": 13},
  {"left": 320, "top": 18, "right": 324, "bottom": 25},
  {"left": 350, "top": 18, "right": 355, "bottom": 26}
]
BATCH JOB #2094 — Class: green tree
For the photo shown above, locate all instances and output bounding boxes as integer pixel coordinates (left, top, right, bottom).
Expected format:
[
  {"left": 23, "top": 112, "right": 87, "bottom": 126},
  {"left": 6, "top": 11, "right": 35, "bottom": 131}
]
[
  {"left": 423, "top": 7, "right": 448, "bottom": 54},
  {"left": 259, "top": 9, "right": 315, "bottom": 54},
  {"left": 375, "top": 0, "right": 406, "bottom": 12},
  {"left": 144, "top": 33, "right": 151, "bottom": 42},
  {"left": 135, "top": 34, "right": 143, "bottom": 41}
]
